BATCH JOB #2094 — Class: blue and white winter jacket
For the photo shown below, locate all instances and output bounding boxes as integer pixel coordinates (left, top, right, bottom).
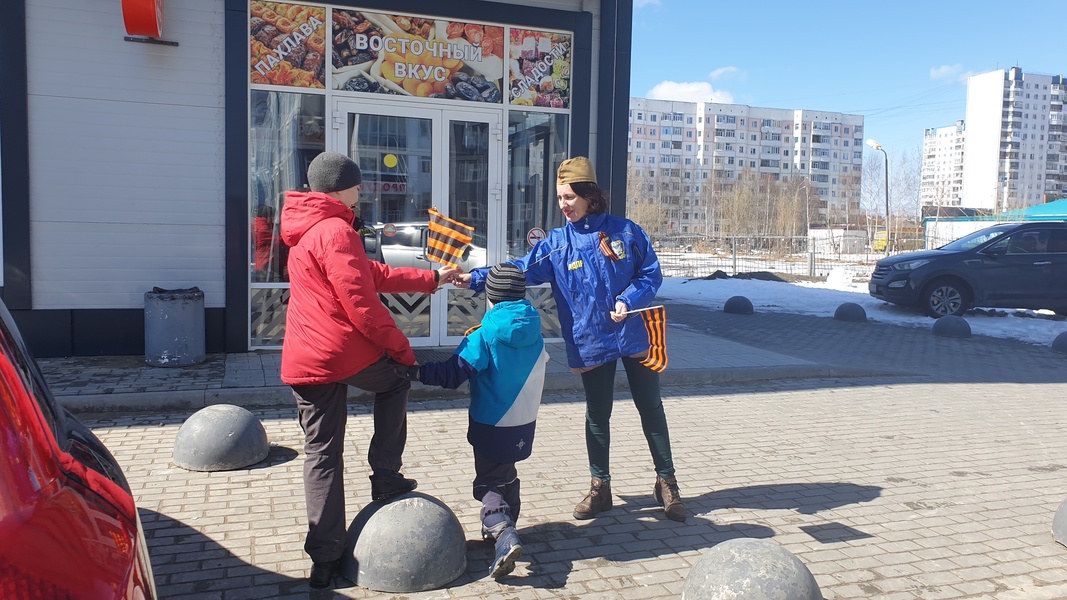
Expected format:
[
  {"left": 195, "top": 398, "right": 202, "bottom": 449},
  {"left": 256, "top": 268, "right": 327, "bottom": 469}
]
[
  {"left": 470, "top": 212, "right": 662, "bottom": 369},
  {"left": 419, "top": 299, "right": 549, "bottom": 463}
]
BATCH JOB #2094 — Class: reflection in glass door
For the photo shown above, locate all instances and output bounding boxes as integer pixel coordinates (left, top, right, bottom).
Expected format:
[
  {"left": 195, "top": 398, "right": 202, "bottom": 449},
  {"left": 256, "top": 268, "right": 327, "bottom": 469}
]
[
  {"left": 337, "top": 100, "right": 500, "bottom": 346},
  {"left": 444, "top": 118, "right": 493, "bottom": 341}
]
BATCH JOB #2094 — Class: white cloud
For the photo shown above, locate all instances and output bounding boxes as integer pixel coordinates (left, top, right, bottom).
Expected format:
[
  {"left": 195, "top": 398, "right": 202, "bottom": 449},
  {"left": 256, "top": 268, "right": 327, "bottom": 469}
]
[
  {"left": 930, "top": 64, "right": 963, "bottom": 80},
  {"left": 647, "top": 81, "right": 733, "bottom": 103},
  {"left": 634, "top": 0, "right": 661, "bottom": 7},
  {"left": 709, "top": 66, "right": 739, "bottom": 80}
]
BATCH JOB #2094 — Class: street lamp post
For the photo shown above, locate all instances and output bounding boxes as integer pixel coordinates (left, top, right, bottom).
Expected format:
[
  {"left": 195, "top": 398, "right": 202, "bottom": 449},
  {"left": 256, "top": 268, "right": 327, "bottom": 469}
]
[{"left": 866, "top": 138, "right": 890, "bottom": 254}]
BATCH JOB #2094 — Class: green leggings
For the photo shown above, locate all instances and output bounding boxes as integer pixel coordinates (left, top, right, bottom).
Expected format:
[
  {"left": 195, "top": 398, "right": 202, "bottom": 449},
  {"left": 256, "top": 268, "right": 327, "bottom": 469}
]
[{"left": 580, "top": 356, "right": 675, "bottom": 481}]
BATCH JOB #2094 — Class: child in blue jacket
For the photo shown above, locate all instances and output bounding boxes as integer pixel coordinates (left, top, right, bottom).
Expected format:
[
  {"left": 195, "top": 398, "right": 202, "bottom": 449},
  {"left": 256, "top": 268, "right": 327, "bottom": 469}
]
[{"left": 397, "top": 263, "right": 549, "bottom": 579}]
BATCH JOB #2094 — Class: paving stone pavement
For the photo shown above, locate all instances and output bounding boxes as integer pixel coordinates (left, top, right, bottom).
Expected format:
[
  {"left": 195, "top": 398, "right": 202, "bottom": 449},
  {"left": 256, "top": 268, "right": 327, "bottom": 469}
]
[{"left": 40, "top": 303, "right": 1067, "bottom": 598}]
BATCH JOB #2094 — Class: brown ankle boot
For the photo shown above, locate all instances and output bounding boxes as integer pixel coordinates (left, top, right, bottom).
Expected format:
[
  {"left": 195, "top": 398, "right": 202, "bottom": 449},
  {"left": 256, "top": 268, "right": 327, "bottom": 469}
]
[
  {"left": 654, "top": 476, "right": 686, "bottom": 522},
  {"left": 573, "top": 477, "right": 612, "bottom": 520}
]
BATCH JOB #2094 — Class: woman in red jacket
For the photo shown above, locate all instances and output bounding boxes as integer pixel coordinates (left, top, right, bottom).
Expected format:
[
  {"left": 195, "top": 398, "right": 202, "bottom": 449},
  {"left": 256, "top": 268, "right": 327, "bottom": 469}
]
[{"left": 280, "top": 151, "right": 459, "bottom": 589}]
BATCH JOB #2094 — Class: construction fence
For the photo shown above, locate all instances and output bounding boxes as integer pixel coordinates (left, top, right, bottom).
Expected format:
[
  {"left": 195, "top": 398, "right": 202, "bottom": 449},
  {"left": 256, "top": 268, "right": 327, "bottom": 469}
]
[{"left": 654, "top": 235, "right": 925, "bottom": 280}]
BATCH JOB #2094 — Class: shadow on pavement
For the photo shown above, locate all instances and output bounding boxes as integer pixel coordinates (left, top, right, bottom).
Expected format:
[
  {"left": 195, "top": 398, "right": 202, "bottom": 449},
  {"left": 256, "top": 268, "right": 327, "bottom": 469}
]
[
  {"left": 489, "top": 480, "right": 880, "bottom": 591},
  {"left": 139, "top": 508, "right": 315, "bottom": 598}
]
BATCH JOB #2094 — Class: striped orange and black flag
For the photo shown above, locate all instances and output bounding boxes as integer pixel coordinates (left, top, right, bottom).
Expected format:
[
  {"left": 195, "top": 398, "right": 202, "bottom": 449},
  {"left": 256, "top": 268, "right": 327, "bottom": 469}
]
[
  {"left": 427, "top": 207, "right": 474, "bottom": 269},
  {"left": 638, "top": 305, "right": 668, "bottom": 372}
]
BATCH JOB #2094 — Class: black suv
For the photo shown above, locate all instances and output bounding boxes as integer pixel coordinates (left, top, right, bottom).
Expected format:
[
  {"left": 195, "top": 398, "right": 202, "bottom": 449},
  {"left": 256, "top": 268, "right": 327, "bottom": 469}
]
[{"left": 868, "top": 221, "right": 1067, "bottom": 317}]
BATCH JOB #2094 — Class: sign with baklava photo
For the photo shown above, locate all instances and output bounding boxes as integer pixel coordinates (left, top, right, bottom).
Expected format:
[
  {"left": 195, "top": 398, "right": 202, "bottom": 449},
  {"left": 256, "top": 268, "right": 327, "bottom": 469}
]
[{"left": 250, "top": 1, "right": 327, "bottom": 89}]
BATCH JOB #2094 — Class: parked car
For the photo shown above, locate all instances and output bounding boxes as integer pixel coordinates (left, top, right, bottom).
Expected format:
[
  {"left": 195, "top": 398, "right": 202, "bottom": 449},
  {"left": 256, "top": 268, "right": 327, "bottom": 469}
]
[
  {"left": 0, "top": 299, "right": 157, "bottom": 598},
  {"left": 869, "top": 221, "right": 1067, "bottom": 317},
  {"left": 361, "top": 222, "right": 487, "bottom": 272}
]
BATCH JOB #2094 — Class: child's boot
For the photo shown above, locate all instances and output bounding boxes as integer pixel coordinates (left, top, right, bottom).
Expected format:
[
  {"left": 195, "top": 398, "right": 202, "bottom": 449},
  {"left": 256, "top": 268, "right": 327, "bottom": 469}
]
[{"left": 489, "top": 526, "right": 523, "bottom": 579}]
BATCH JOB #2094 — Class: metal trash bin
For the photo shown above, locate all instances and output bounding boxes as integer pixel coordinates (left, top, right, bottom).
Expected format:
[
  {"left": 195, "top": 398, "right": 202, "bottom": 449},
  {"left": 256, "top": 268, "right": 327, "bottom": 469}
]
[{"left": 144, "top": 287, "right": 205, "bottom": 367}]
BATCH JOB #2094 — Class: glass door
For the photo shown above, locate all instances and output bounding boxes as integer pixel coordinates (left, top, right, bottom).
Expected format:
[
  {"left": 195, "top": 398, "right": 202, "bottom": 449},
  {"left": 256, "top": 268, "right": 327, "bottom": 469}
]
[{"left": 334, "top": 99, "right": 501, "bottom": 346}]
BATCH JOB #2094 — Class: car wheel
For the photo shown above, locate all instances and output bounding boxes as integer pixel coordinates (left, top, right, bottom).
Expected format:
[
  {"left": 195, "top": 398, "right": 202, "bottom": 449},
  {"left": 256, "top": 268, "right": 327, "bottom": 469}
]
[{"left": 921, "top": 279, "right": 970, "bottom": 318}]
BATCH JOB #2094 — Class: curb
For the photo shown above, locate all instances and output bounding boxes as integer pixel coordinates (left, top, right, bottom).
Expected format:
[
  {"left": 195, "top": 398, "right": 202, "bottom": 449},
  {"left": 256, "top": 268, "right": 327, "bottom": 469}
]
[{"left": 58, "top": 364, "right": 899, "bottom": 415}]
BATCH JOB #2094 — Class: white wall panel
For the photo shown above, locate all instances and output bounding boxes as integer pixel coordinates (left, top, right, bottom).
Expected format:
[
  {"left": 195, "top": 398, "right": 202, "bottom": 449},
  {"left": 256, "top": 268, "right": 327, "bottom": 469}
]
[{"left": 26, "top": 0, "right": 226, "bottom": 309}]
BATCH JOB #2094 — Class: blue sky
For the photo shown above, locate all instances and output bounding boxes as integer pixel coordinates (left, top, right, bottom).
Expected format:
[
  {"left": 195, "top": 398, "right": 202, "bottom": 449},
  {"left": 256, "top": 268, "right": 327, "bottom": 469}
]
[{"left": 630, "top": 0, "right": 1065, "bottom": 160}]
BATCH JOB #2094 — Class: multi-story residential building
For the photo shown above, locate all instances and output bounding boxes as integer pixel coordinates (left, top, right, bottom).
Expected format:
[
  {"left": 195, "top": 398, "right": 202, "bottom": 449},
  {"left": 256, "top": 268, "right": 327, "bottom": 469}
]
[
  {"left": 960, "top": 67, "right": 1067, "bottom": 211},
  {"left": 920, "top": 120, "right": 965, "bottom": 210},
  {"left": 627, "top": 97, "right": 864, "bottom": 235}
]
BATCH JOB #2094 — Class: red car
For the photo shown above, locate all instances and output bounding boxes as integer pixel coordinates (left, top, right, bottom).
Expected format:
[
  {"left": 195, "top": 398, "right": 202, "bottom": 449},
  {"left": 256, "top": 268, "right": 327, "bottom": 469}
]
[{"left": 0, "top": 300, "right": 156, "bottom": 599}]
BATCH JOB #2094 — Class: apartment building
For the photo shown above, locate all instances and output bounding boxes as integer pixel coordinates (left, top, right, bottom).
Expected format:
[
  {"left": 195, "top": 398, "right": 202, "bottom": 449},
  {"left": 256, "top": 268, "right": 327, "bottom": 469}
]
[
  {"left": 958, "top": 67, "right": 1067, "bottom": 211},
  {"left": 627, "top": 97, "right": 865, "bottom": 235},
  {"left": 920, "top": 120, "right": 965, "bottom": 209}
]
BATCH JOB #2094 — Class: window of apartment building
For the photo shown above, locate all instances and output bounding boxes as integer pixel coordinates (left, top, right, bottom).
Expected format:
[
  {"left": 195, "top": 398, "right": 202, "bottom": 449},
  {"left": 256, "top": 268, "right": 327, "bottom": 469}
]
[
  {"left": 636, "top": 141, "right": 642, "bottom": 148},
  {"left": 649, "top": 170, "right": 655, "bottom": 177},
  {"left": 844, "top": 127, "right": 850, "bottom": 134},
  {"left": 687, "top": 117, "right": 693, "bottom": 124},
  {"left": 636, "top": 127, "right": 642, "bottom": 134},
  {"left": 635, "top": 155, "right": 642, "bottom": 163},
  {"left": 687, "top": 131, "right": 693, "bottom": 138},
  {"left": 672, "top": 141, "right": 682, "bottom": 150},
  {"left": 740, "top": 119, "right": 745, "bottom": 125},
  {"left": 784, "top": 150, "right": 790, "bottom": 157},
  {"left": 727, "top": 157, "right": 734, "bottom": 165},
  {"left": 650, "top": 142, "right": 656, "bottom": 149},
  {"left": 637, "top": 112, "right": 643, "bottom": 120},
  {"left": 650, "top": 128, "right": 657, "bottom": 135},
  {"left": 800, "top": 163, "right": 806, "bottom": 169},
  {"left": 750, "top": 134, "right": 757, "bottom": 141},
  {"left": 750, "top": 161, "right": 756, "bottom": 168},
  {"left": 649, "top": 157, "right": 655, "bottom": 163},
  {"left": 685, "top": 158, "right": 692, "bottom": 165},
  {"left": 662, "top": 127, "right": 671, "bottom": 135},
  {"left": 686, "top": 144, "right": 692, "bottom": 151},
  {"left": 651, "top": 115, "right": 657, "bottom": 122},
  {"left": 648, "top": 184, "right": 654, "bottom": 191},
  {"left": 843, "top": 140, "right": 849, "bottom": 146}
]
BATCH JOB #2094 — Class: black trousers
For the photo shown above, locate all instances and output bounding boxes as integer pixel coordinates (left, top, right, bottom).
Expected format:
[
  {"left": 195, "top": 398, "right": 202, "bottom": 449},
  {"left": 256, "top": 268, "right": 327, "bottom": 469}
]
[
  {"left": 473, "top": 451, "right": 521, "bottom": 528},
  {"left": 579, "top": 356, "right": 675, "bottom": 481},
  {"left": 292, "top": 356, "right": 411, "bottom": 563}
]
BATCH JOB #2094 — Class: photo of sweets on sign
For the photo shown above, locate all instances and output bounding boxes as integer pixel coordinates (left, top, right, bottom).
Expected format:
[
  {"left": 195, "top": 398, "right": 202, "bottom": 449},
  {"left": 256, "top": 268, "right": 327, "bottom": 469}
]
[
  {"left": 331, "top": 10, "right": 505, "bottom": 103},
  {"left": 509, "top": 29, "right": 571, "bottom": 108},
  {"left": 249, "top": 1, "right": 326, "bottom": 88}
]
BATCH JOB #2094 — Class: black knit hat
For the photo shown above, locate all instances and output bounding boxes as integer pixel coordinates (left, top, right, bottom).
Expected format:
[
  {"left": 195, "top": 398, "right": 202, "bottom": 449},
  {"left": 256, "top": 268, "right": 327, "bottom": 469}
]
[
  {"left": 307, "top": 151, "right": 362, "bottom": 193},
  {"left": 485, "top": 263, "right": 526, "bottom": 304}
]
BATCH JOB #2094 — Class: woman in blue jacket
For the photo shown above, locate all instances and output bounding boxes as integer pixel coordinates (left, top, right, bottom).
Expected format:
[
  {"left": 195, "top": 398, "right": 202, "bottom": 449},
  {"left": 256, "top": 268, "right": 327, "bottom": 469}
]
[{"left": 456, "top": 156, "right": 685, "bottom": 522}]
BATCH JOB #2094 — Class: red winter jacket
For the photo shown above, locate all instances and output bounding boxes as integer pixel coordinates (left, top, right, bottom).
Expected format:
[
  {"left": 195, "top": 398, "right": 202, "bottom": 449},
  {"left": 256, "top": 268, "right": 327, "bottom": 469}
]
[{"left": 279, "top": 191, "right": 438, "bottom": 385}]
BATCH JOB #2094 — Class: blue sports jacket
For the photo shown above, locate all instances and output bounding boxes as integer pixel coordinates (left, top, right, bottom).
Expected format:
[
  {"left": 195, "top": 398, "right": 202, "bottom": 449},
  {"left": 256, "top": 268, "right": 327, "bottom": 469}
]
[
  {"left": 420, "top": 299, "right": 549, "bottom": 463},
  {"left": 470, "top": 212, "right": 662, "bottom": 369}
]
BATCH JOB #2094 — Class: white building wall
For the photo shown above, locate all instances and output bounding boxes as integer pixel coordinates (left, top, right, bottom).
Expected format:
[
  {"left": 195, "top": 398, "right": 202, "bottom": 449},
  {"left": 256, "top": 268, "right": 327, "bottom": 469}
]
[
  {"left": 26, "top": 1, "right": 226, "bottom": 310},
  {"left": 961, "top": 70, "right": 1005, "bottom": 211},
  {"left": 921, "top": 121, "right": 965, "bottom": 207}
]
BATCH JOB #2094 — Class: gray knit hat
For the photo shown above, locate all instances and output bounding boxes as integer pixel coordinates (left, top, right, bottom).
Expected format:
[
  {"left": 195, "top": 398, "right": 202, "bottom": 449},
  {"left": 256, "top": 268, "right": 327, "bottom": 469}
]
[
  {"left": 307, "top": 151, "right": 362, "bottom": 193},
  {"left": 485, "top": 263, "right": 526, "bottom": 304}
]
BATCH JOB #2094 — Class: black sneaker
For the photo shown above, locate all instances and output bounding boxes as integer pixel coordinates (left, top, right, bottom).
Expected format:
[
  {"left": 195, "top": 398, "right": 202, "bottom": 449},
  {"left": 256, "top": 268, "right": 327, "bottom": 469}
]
[
  {"left": 370, "top": 472, "right": 418, "bottom": 502},
  {"left": 308, "top": 559, "right": 340, "bottom": 589}
]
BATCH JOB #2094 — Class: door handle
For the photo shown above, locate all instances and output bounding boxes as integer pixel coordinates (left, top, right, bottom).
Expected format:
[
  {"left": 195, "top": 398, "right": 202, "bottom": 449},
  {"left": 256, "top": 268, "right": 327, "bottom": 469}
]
[{"left": 1033, "top": 261, "right": 1052, "bottom": 265}]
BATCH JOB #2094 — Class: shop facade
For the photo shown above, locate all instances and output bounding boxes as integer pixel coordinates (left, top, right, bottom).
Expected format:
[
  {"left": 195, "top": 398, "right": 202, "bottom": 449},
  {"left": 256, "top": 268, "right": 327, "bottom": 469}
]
[{"left": 1, "top": 0, "right": 633, "bottom": 357}]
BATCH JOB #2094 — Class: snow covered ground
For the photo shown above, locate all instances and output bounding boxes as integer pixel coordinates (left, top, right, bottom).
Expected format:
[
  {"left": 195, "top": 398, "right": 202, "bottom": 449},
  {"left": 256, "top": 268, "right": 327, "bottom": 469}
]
[{"left": 658, "top": 268, "right": 1067, "bottom": 347}]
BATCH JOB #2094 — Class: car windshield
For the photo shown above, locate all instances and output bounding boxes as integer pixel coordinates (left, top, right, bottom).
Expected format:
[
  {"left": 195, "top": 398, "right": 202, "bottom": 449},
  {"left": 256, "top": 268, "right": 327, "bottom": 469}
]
[{"left": 937, "top": 226, "right": 1012, "bottom": 251}]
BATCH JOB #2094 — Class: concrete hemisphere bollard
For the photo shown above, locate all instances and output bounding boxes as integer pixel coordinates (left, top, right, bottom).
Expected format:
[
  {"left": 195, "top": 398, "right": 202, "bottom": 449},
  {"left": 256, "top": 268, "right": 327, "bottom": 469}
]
[
  {"left": 343, "top": 492, "right": 466, "bottom": 592},
  {"left": 724, "top": 295, "right": 754, "bottom": 315},
  {"left": 681, "top": 538, "right": 822, "bottom": 600},
  {"left": 834, "top": 302, "right": 867, "bottom": 322},
  {"left": 173, "top": 404, "right": 269, "bottom": 471},
  {"left": 931, "top": 314, "right": 971, "bottom": 338},
  {"left": 1052, "top": 332, "right": 1067, "bottom": 354},
  {"left": 1053, "top": 497, "right": 1067, "bottom": 546}
]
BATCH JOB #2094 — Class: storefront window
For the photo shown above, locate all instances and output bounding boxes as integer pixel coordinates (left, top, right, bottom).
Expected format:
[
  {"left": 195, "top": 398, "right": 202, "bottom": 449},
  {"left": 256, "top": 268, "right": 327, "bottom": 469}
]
[
  {"left": 507, "top": 111, "right": 568, "bottom": 260},
  {"left": 249, "top": 90, "right": 324, "bottom": 347}
]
